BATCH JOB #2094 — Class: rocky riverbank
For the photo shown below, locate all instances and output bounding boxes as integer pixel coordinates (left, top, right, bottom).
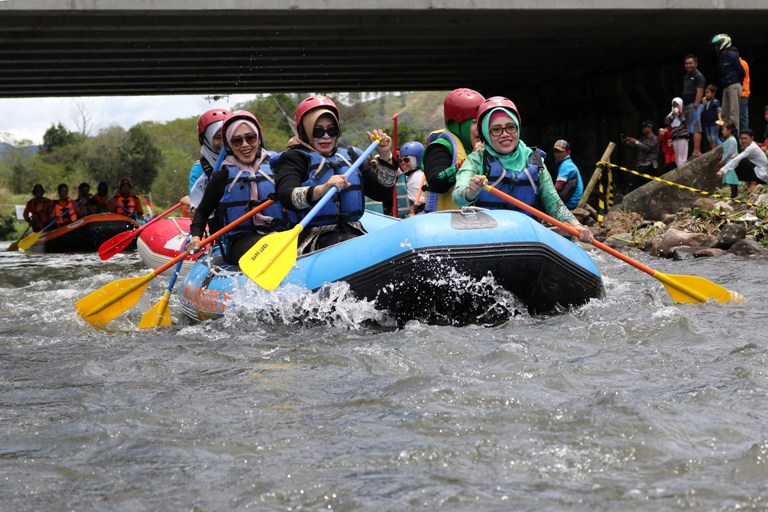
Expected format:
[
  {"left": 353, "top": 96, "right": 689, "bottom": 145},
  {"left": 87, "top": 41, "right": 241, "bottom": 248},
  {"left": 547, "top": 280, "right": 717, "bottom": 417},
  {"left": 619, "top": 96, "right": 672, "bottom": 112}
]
[{"left": 573, "top": 146, "right": 768, "bottom": 260}]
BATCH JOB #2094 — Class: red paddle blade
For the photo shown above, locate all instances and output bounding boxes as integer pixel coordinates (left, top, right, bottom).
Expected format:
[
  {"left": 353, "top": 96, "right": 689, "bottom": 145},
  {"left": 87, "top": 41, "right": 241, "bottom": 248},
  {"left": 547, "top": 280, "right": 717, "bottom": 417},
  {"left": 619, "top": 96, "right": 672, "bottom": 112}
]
[{"left": 98, "top": 229, "right": 138, "bottom": 260}]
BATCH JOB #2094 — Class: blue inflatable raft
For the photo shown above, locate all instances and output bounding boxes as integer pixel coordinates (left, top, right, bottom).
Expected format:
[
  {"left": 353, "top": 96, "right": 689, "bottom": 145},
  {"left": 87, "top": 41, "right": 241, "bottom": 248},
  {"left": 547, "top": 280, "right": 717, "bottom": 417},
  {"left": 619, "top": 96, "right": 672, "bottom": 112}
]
[{"left": 179, "top": 209, "right": 604, "bottom": 325}]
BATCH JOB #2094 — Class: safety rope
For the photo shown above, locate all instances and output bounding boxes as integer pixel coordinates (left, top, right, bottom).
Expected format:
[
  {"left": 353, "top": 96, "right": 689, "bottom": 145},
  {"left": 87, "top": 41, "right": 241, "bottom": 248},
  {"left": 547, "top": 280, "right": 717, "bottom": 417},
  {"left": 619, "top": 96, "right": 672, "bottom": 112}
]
[{"left": 597, "top": 161, "right": 755, "bottom": 208}]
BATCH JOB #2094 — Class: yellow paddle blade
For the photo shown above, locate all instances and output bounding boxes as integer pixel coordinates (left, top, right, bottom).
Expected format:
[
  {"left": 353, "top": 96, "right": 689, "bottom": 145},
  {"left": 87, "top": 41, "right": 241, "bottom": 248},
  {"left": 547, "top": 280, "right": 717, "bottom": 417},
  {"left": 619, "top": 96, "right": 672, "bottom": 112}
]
[
  {"left": 656, "top": 272, "right": 744, "bottom": 304},
  {"left": 16, "top": 231, "right": 42, "bottom": 251},
  {"left": 75, "top": 273, "right": 153, "bottom": 326},
  {"left": 239, "top": 225, "right": 302, "bottom": 290},
  {"left": 138, "top": 291, "right": 172, "bottom": 329}
]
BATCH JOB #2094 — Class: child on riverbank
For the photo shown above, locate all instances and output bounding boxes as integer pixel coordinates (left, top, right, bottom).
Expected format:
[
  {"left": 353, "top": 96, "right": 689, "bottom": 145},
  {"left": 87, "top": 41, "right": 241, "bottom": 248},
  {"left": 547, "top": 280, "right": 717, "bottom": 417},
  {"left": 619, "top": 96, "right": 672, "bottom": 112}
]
[
  {"left": 718, "top": 120, "right": 740, "bottom": 199},
  {"left": 702, "top": 84, "right": 723, "bottom": 150},
  {"left": 665, "top": 97, "right": 689, "bottom": 167}
]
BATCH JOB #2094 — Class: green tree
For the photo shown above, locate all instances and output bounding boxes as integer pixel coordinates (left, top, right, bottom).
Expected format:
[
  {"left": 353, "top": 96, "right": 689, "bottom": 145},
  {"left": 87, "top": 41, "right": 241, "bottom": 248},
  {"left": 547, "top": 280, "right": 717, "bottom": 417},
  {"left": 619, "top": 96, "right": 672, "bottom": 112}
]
[
  {"left": 125, "top": 125, "right": 161, "bottom": 192},
  {"left": 41, "top": 123, "right": 76, "bottom": 154}
]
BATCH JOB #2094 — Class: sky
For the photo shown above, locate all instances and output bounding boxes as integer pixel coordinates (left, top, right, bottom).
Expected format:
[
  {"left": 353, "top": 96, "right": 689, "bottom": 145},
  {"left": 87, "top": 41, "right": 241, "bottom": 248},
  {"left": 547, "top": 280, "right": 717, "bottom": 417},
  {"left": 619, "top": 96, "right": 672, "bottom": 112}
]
[{"left": 0, "top": 94, "right": 256, "bottom": 146}]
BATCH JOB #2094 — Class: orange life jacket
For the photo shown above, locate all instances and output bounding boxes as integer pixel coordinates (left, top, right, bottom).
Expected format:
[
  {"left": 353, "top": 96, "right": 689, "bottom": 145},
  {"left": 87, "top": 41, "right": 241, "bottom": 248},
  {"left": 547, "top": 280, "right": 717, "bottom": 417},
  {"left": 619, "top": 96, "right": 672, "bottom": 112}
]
[
  {"left": 51, "top": 199, "right": 78, "bottom": 226},
  {"left": 111, "top": 194, "right": 142, "bottom": 218}
]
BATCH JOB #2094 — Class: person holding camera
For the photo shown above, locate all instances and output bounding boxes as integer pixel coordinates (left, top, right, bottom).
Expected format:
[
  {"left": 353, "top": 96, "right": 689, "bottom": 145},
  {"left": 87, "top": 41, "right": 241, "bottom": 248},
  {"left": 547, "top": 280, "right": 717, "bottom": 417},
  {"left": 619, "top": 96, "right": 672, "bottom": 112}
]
[{"left": 621, "top": 120, "right": 660, "bottom": 192}]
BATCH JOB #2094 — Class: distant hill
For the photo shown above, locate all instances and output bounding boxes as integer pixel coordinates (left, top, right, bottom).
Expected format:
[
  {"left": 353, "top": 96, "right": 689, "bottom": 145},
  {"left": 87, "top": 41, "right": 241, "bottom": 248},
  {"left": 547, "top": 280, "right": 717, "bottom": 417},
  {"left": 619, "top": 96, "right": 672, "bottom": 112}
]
[{"left": 0, "top": 142, "right": 38, "bottom": 156}]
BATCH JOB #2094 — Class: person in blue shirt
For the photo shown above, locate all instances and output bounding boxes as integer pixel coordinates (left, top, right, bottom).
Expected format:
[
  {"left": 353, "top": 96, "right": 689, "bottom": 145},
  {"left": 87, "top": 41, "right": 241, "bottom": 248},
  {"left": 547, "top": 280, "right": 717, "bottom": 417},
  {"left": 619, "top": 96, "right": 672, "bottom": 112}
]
[
  {"left": 711, "top": 34, "right": 745, "bottom": 131},
  {"left": 552, "top": 139, "right": 584, "bottom": 209}
]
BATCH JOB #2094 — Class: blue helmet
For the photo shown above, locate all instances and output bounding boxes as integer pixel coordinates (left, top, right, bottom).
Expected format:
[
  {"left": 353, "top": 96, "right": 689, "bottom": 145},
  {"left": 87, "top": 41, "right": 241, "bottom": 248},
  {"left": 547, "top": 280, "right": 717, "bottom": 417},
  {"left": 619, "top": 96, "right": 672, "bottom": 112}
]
[{"left": 399, "top": 141, "right": 425, "bottom": 163}]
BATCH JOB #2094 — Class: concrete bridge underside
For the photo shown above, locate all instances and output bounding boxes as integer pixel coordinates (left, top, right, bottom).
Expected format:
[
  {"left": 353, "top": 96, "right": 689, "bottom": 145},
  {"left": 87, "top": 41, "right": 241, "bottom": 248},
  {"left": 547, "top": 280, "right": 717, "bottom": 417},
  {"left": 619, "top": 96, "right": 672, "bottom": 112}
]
[{"left": 2, "top": 1, "right": 767, "bottom": 98}]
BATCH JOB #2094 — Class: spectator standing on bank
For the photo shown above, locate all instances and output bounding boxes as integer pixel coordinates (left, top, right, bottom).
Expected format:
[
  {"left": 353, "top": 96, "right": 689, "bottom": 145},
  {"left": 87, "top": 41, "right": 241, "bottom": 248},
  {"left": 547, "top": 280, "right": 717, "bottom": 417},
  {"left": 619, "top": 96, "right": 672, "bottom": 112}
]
[
  {"left": 666, "top": 97, "right": 689, "bottom": 168},
  {"left": 711, "top": 34, "right": 745, "bottom": 131},
  {"left": 734, "top": 48, "right": 750, "bottom": 131},
  {"left": 659, "top": 127, "right": 676, "bottom": 172},
  {"left": 717, "top": 120, "right": 740, "bottom": 199},
  {"left": 701, "top": 84, "right": 723, "bottom": 150},
  {"left": 621, "top": 120, "right": 659, "bottom": 192},
  {"left": 551, "top": 139, "right": 584, "bottom": 209},
  {"left": 682, "top": 54, "right": 705, "bottom": 158}
]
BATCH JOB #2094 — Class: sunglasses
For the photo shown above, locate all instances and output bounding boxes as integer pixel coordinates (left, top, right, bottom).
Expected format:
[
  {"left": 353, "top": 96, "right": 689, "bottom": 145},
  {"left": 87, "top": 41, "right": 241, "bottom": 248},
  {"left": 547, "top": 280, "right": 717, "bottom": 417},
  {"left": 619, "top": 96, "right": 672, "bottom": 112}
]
[
  {"left": 398, "top": 156, "right": 412, "bottom": 163},
  {"left": 230, "top": 132, "right": 258, "bottom": 148},
  {"left": 489, "top": 123, "right": 518, "bottom": 137},
  {"left": 313, "top": 126, "right": 339, "bottom": 138}
]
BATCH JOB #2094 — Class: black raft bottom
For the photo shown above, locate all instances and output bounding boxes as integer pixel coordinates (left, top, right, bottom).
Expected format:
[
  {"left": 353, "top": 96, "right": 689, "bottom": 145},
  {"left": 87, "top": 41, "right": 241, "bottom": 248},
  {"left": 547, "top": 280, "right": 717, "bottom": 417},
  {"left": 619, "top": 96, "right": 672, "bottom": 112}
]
[{"left": 340, "top": 242, "right": 605, "bottom": 326}]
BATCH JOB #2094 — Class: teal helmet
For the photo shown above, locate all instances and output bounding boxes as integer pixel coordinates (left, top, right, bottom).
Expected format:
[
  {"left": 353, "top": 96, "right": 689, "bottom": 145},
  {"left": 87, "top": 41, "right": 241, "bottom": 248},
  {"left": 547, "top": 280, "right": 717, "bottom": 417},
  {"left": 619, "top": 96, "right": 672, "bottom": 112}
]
[{"left": 711, "top": 34, "right": 732, "bottom": 51}]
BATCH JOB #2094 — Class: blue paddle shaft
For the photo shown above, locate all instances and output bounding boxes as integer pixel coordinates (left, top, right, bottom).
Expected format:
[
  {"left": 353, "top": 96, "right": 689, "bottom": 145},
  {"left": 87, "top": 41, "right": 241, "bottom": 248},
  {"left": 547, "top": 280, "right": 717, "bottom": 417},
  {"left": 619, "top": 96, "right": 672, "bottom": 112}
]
[
  {"left": 298, "top": 140, "right": 380, "bottom": 229},
  {"left": 41, "top": 200, "right": 81, "bottom": 231}
]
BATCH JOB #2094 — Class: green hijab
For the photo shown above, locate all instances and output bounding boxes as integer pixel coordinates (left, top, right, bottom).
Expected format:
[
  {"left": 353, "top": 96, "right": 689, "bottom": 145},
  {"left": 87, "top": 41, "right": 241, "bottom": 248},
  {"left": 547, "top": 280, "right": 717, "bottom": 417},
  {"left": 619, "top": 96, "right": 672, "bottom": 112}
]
[
  {"left": 481, "top": 107, "right": 531, "bottom": 171},
  {"left": 446, "top": 119, "right": 476, "bottom": 154}
]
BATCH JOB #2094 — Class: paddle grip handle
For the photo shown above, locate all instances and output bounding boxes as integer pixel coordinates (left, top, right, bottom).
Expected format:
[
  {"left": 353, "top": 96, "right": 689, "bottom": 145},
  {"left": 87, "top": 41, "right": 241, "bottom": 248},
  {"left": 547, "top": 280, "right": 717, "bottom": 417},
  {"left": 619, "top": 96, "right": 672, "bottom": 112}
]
[{"left": 299, "top": 139, "right": 380, "bottom": 229}]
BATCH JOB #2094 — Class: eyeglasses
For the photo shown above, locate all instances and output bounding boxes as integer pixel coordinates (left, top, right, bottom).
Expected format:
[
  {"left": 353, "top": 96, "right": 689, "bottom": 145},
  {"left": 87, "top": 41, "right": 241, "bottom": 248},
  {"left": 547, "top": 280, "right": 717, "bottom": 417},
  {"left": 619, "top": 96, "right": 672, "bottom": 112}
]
[
  {"left": 230, "top": 132, "right": 258, "bottom": 148},
  {"left": 312, "top": 126, "right": 340, "bottom": 138},
  {"left": 489, "top": 123, "right": 518, "bottom": 137}
]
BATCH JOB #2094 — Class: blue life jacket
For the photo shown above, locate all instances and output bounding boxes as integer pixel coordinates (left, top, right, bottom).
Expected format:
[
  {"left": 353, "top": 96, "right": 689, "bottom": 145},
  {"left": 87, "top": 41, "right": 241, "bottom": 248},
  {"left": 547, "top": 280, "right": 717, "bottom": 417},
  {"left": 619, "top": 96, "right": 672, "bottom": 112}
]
[
  {"left": 285, "top": 147, "right": 365, "bottom": 227},
  {"left": 216, "top": 163, "right": 285, "bottom": 249},
  {"left": 475, "top": 149, "right": 544, "bottom": 217}
]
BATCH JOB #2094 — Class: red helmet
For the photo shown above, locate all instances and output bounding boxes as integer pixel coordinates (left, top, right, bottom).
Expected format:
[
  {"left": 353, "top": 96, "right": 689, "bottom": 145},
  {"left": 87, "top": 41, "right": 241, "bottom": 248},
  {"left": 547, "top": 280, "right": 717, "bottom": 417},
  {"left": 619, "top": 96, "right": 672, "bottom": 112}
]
[
  {"left": 443, "top": 88, "right": 485, "bottom": 124},
  {"left": 221, "top": 110, "right": 263, "bottom": 151},
  {"left": 197, "top": 108, "right": 230, "bottom": 144},
  {"left": 476, "top": 96, "right": 521, "bottom": 143},
  {"left": 294, "top": 95, "right": 341, "bottom": 129}
]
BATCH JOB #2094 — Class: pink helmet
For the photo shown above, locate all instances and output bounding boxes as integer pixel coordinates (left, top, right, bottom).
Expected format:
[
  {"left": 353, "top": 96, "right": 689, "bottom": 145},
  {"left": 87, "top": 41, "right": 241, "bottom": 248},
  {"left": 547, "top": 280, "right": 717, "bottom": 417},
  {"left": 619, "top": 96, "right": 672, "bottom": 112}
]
[
  {"left": 197, "top": 108, "right": 230, "bottom": 144},
  {"left": 476, "top": 96, "right": 521, "bottom": 143},
  {"left": 443, "top": 88, "right": 485, "bottom": 124},
  {"left": 294, "top": 95, "right": 341, "bottom": 129},
  {"left": 221, "top": 110, "right": 263, "bottom": 151}
]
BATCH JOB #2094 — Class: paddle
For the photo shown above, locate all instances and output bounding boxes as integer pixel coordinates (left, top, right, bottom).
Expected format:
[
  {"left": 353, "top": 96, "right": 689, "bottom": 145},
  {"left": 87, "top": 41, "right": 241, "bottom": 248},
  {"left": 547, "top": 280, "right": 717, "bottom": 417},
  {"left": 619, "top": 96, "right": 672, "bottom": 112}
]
[
  {"left": 76, "top": 199, "right": 276, "bottom": 327},
  {"left": 7, "top": 224, "right": 32, "bottom": 252},
  {"left": 97, "top": 201, "right": 182, "bottom": 260},
  {"left": 16, "top": 200, "right": 80, "bottom": 251},
  {"left": 239, "top": 139, "right": 381, "bottom": 290},
  {"left": 138, "top": 237, "right": 189, "bottom": 328},
  {"left": 391, "top": 113, "right": 399, "bottom": 217},
  {"left": 482, "top": 183, "right": 743, "bottom": 304}
]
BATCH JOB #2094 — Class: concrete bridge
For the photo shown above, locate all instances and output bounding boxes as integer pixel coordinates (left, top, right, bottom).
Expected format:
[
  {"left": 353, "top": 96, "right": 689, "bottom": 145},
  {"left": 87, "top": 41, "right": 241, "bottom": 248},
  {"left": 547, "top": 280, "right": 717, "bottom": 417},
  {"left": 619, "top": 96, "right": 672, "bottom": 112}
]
[
  {"left": 1, "top": 0, "right": 766, "bottom": 98},
  {"left": 2, "top": 0, "right": 766, "bottom": 182}
]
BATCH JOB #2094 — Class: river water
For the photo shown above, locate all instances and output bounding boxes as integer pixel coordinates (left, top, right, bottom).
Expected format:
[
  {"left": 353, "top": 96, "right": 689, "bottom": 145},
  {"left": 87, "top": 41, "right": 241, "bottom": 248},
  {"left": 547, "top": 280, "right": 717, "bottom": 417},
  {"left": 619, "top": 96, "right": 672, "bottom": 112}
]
[{"left": 1, "top": 242, "right": 766, "bottom": 511}]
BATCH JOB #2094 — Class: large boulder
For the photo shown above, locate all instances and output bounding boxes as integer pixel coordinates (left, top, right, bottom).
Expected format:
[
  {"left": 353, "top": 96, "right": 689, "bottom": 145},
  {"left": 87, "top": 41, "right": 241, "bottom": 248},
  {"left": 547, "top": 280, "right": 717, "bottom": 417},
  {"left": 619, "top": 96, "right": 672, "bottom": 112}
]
[{"left": 621, "top": 146, "right": 724, "bottom": 220}]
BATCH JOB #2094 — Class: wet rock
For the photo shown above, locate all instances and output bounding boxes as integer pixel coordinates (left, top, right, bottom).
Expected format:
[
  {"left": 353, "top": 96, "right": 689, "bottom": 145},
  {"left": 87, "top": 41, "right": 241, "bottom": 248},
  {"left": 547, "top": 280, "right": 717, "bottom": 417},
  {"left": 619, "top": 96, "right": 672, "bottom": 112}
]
[
  {"left": 694, "top": 247, "right": 727, "bottom": 258},
  {"left": 728, "top": 239, "right": 767, "bottom": 256},
  {"left": 641, "top": 236, "right": 663, "bottom": 256},
  {"left": 658, "top": 228, "right": 714, "bottom": 256},
  {"left": 670, "top": 246, "right": 698, "bottom": 260},
  {"left": 716, "top": 223, "right": 747, "bottom": 249},
  {"left": 604, "top": 232, "right": 633, "bottom": 250},
  {"left": 693, "top": 197, "right": 716, "bottom": 211},
  {"left": 622, "top": 146, "right": 724, "bottom": 220}
]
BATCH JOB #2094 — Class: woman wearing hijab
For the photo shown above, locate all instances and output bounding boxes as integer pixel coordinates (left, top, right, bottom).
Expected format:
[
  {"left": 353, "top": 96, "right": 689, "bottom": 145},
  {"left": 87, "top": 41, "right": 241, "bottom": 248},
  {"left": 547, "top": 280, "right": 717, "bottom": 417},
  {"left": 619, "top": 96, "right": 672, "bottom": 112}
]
[
  {"left": 189, "top": 108, "right": 229, "bottom": 207},
  {"left": 452, "top": 96, "right": 593, "bottom": 243},
  {"left": 422, "top": 88, "right": 485, "bottom": 212},
  {"left": 187, "top": 110, "right": 285, "bottom": 265},
  {"left": 665, "top": 97, "right": 689, "bottom": 168},
  {"left": 274, "top": 95, "right": 397, "bottom": 254}
]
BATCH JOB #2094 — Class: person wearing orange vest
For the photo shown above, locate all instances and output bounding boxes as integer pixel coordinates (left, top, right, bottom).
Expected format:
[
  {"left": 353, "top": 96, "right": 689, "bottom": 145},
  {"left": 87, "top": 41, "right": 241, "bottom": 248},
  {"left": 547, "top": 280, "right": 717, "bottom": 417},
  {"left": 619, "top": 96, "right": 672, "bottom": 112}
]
[
  {"left": 736, "top": 49, "right": 750, "bottom": 131},
  {"left": 49, "top": 183, "right": 78, "bottom": 228},
  {"left": 108, "top": 178, "right": 144, "bottom": 220},
  {"left": 23, "top": 183, "right": 53, "bottom": 231}
]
